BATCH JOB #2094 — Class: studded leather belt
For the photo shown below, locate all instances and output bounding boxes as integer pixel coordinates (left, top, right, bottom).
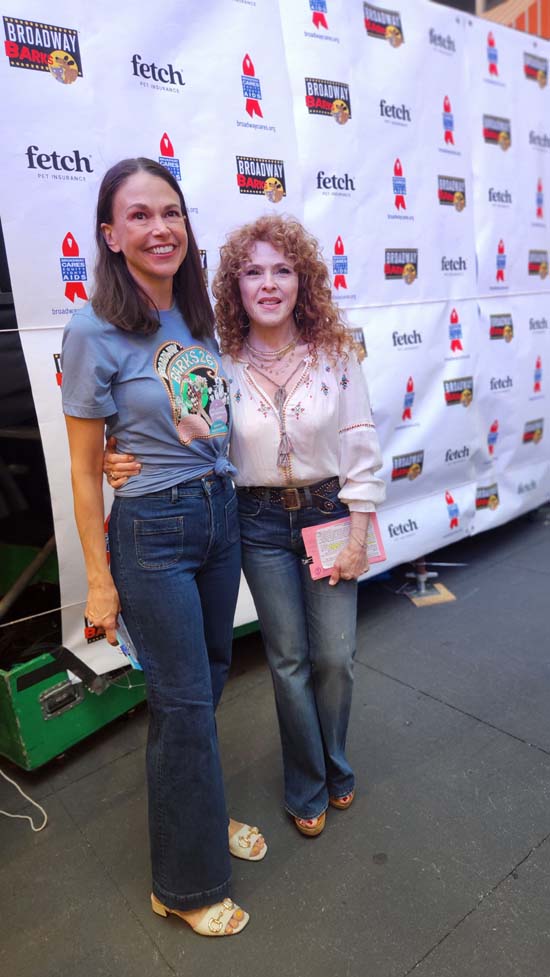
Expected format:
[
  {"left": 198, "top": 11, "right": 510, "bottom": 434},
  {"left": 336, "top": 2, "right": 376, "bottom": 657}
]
[{"left": 239, "top": 476, "right": 341, "bottom": 512}]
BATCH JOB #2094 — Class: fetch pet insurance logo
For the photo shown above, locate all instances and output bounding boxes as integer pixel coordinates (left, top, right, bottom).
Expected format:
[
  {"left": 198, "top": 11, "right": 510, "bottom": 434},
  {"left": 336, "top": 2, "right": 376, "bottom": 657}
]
[
  {"left": 487, "top": 420, "right": 499, "bottom": 456},
  {"left": 393, "top": 159, "right": 407, "bottom": 210},
  {"left": 442, "top": 96, "right": 455, "bottom": 145},
  {"left": 158, "top": 133, "right": 181, "bottom": 181},
  {"left": 476, "top": 483, "right": 499, "bottom": 510},
  {"left": 25, "top": 144, "right": 93, "bottom": 181},
  {"left": 443, "top": 376, "right": 473, "bottom": 407},
  {"left": 236, "top": 156, "right": 286, "bottom": 203},
  {"left": 332, "top": 236, "right": 348, "bottom": 289},
  {"left": 523, "top": 419, "right": 544, "bottom": 444},
  {"left": 364, "top": 4, "right": 404, "bottom": 47},
  {"left": 528, "top": 250, "right": 549, "bottom": 279},
  {"left": 3, "top": 16, "right": 82, "bottom": 83},
  {"left": 483, "top": 114, "right": 511, "bottom": 151},
  {"left": 490, "top": 313, "right": 513, "bottom": 342},
  {"left": 241, "top": 54, "right": 262, "bottom": 118},
  {"left": 304, "top": 77, "right": 351, "bottom": 124},
  {"left": 438, "top": 175, "right": 466, "bottom": 211},
  {"left": 445, "top": 491, "right": 459, "bottom": 529},
  {"left": 524, "top": 52, "right": 547, "bottom": 87},
  {"left": 384, "top": 248, "right": 418, "bottom": 284},
  {"left": 391, "top": 450, "right": 424, "bottom": 481},
  {"left": 402, "top": 377, "right": 414, "bottom": 421},
  {"left": 449, "top": 308, "right": 463, "bottom": 352},
  {"left": 310, "top": 0, "right": 329, "bottom": 29},
  {"left": 60, "top": 233, "right": 88, "bottom": 302}
]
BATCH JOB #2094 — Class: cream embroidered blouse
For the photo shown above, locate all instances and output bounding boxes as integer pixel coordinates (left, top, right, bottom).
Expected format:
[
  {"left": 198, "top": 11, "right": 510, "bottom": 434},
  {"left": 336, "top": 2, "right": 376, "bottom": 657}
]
[{"left": 224, "top": 349, "right": 385, "bottom": 513}]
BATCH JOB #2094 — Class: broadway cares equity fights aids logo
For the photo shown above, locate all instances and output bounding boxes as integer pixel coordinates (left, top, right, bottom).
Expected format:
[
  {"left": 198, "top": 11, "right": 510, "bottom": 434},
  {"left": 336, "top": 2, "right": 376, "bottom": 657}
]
[
  {"left": 445, "top": 491, "right": 459, "bottom": 529},
  {"left": 332, "top": 236, "right": 348, "bottom": 289},
  {"left": 364, "top": 4, "right": 404, "bottom": 46},
  {"left": 305, "top": 77, "right": 351, "bottom": 124},
  {"left": 3, "top": 16, "right": 82, "bottom": 83},
  {"left": 60, "top": 233, "right": 87, "bottom": 302},
  {"left": 241, "top": 54, "right": 263, "bottom": 118},
  {"left": 158, "top": 133, "right": 181, "bottom": 180}
]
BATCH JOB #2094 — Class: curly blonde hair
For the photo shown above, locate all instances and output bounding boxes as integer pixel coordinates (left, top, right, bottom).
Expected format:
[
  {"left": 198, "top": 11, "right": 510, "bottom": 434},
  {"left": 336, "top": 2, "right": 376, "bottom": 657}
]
[{"left": 212, "top": 215, "right": 355, "bottom": 361}]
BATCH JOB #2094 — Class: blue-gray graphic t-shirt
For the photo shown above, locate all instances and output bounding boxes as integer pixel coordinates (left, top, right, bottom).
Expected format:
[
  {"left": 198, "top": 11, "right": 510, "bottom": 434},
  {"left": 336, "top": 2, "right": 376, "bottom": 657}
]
[{"left": 62, "top": 303, "right": 232, "bottom": 496}]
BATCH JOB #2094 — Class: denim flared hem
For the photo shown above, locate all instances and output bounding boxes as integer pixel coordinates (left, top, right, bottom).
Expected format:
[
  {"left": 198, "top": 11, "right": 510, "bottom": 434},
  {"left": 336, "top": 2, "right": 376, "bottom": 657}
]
[{"left": 152, "top": 874, "right": 232, "bottom": 912}]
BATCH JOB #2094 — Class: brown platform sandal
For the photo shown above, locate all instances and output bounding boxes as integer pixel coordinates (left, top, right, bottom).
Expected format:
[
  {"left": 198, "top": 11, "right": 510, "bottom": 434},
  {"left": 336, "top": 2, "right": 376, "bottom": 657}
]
[
  {"left": 294, "top": 811, "right": 326, "bottom": 836},
  {"left": 329, "top": 790, "right": 355, "bottom": 810}
]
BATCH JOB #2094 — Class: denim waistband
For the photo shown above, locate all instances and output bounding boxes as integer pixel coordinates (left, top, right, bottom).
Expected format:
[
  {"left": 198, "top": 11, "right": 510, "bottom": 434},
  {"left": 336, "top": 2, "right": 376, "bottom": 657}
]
[{"left": 123, "top": 471, "right": 230, "bottom": 502}]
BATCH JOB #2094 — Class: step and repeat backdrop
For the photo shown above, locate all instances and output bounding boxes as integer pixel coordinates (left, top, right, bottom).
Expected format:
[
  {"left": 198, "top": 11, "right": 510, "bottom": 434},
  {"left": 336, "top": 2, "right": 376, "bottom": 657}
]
[{"left": 0, "top": 0, "right": 549, "bottom": 654}]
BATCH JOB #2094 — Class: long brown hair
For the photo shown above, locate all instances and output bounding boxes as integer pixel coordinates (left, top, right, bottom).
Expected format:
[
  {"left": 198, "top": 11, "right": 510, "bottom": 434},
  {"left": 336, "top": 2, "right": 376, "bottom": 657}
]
[
  {"left": 212, "top": 214, "right": 354, "bottom": 361},
  {"left": 92, "top": 157, "right": 214, "bottom": 339}
]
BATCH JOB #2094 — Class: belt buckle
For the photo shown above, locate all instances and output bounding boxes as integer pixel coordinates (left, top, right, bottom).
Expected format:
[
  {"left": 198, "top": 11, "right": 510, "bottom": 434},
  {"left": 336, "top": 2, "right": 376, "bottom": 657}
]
[{"left": 281, "top": 487, "right": 301, "bottom": 511}]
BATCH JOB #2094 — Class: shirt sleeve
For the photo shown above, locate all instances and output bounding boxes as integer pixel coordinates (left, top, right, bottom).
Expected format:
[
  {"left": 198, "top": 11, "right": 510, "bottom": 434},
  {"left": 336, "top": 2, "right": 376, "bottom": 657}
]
[
  {"left": 337, "top": 351, "right": 386, "bottom": 512},
  {"left": 61, "top": 310, "right": 118, "bottom": 419}
]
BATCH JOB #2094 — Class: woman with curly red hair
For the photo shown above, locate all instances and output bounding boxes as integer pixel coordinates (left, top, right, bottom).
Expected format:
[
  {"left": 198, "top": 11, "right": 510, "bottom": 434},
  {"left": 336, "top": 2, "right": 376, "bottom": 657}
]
[{"left": 107, "top": 214, "right": 384, "bottom": 836}]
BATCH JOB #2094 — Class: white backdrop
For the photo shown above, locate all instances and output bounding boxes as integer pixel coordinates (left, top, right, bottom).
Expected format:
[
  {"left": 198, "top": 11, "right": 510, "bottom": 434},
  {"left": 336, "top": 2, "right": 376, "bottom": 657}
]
[{"left": 0, "top": 0, "right": 549, "bottom": 658}]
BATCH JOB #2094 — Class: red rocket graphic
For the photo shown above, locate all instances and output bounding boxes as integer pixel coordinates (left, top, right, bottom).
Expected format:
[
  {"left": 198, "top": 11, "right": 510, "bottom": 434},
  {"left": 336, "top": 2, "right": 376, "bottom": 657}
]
[
  {"left": 160, "top": 133, "right": 175, "bottom": 157},
  {"left": 311, "top": 2, "right": 328, "bottom": 29}
]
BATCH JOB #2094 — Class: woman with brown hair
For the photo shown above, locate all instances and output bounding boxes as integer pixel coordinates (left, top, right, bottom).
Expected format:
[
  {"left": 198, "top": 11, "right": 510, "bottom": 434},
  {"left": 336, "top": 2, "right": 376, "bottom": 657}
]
[
  {"left": 62, "top": 158, "right": 265, "bottom": 939},
  {"left": 107, "top": 214, "right": 384, "bottom": 836}
]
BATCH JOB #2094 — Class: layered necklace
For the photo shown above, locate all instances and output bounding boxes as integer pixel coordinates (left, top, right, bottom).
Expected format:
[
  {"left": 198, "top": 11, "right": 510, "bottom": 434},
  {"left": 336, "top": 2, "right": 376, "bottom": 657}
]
[{"left": 244, "top": 332, "right": 306, "bottom": 468}]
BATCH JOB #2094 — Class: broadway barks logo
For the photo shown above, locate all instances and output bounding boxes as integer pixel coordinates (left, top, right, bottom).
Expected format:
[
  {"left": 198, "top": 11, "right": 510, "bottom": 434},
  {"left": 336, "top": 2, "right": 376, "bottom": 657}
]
[
  {"left": 524, "top": 52, "right": 547, "bottom": 88},
  {"left": 60, "top": 233, "right": 87, "bottom": 302},
  {"left": 391, "top": 450, "right": 424, "bottom": 481},
  {"left": 445, "top": 491, "right": 459, "bottom": 529},
  {"left": 155, "top": 342, "right": 230, "bottom": 445},
  {"left": 305, "top": 77, "right": 351, "bottom": 124},
  {"left": 487, "top": 420, "right": 499, "bottom": 456},
  {"left": 384, "top": 248, "right": 418, "bottom": 284},
  {"left": 242, "top": 54, "right": 263, "bottom": 118},
  {"left": 236, "top": 156, "right": 286, "bottom": 202},
  {"left": 3, "top": 16, "right": 82, "bottom": 83},
  {"left": 310, "top": 0, "right": 329, "bottom": 29},
  {"left": 364, "top": 4, "right": 404, "bottom": 47},
  {"left": 449, "top": 308, "right": 463, "bottom": 352},
  {"left": 443, "top": 376, "right": 473, "bottom": 407},
  {"left": 438, "top": 175, "right": 466, "bottom": 211},
  {"left": 402, "top": 377, "right": 414, "bottom": 421},
  {"left": 483, "top": 114, "right": 511, "bottom": 150},
  {"left": 528, "top": 249, "right": 548, "bottom": 278},
  {"left": 442, "top": 96, "right": 455, "bottom": 145},
  {"left": 393, "top": 159, "right": 406, "bottom": 210},
  {"left": 332, "top": 236, "right": 348, "bottom": 289},
  {"left": 158, "top": 133, "right": 181, "bottom": 180},
  {"left": 489, "top": 313, "right": 513, "bottom": 342},
  {"left": 523, "top": 419, "right": 544, "bottom": 444},
  {"left": 476, "top": 483, "right": 499, "bottom": 510}
]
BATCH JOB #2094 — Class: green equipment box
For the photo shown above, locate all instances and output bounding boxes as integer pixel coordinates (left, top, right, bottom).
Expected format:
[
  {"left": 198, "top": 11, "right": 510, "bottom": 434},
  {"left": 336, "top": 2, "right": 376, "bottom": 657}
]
[{"left": 0, "top": 652, "right": 146, "bottom": 771}]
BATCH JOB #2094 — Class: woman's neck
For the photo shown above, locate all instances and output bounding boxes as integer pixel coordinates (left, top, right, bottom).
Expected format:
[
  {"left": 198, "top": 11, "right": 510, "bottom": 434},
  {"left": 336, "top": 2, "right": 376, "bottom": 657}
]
[{"left": 247, "top": 321, "right": 298, "bottom": 352}]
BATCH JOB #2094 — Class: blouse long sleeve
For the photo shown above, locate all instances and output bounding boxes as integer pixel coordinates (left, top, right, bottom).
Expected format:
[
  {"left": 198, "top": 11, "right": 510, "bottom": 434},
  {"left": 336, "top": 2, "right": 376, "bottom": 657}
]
[{"left": 337, "top": 351, "right": 385, "bottom": 512}]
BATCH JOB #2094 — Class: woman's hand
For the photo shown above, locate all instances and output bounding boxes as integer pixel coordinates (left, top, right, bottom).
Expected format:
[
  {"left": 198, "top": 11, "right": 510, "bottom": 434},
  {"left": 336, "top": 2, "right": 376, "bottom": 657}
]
[
  {"left": 86, "top": 578, "right": 121, "bottom": 645},
  {"left": 104, "top": 435, "right": 141, "bottom": 489},
  {"left": 329, "top": 539, "right": 369, "bottom": 586}
]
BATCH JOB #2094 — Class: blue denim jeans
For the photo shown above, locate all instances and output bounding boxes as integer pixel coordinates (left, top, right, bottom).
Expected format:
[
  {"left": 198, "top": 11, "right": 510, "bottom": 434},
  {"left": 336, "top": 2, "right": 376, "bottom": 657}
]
[
  {"left": 238, "top": 485, "right": 357, "bottom": 820},
  {"left": 109, "top": 474, "right": 241, "bottom": 911}
]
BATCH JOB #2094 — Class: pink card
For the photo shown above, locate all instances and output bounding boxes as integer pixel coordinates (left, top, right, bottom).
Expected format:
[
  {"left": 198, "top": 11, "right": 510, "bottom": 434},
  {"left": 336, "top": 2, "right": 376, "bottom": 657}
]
[{"left": 301, "top": 514, "right": 386, "bottom": 580}]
